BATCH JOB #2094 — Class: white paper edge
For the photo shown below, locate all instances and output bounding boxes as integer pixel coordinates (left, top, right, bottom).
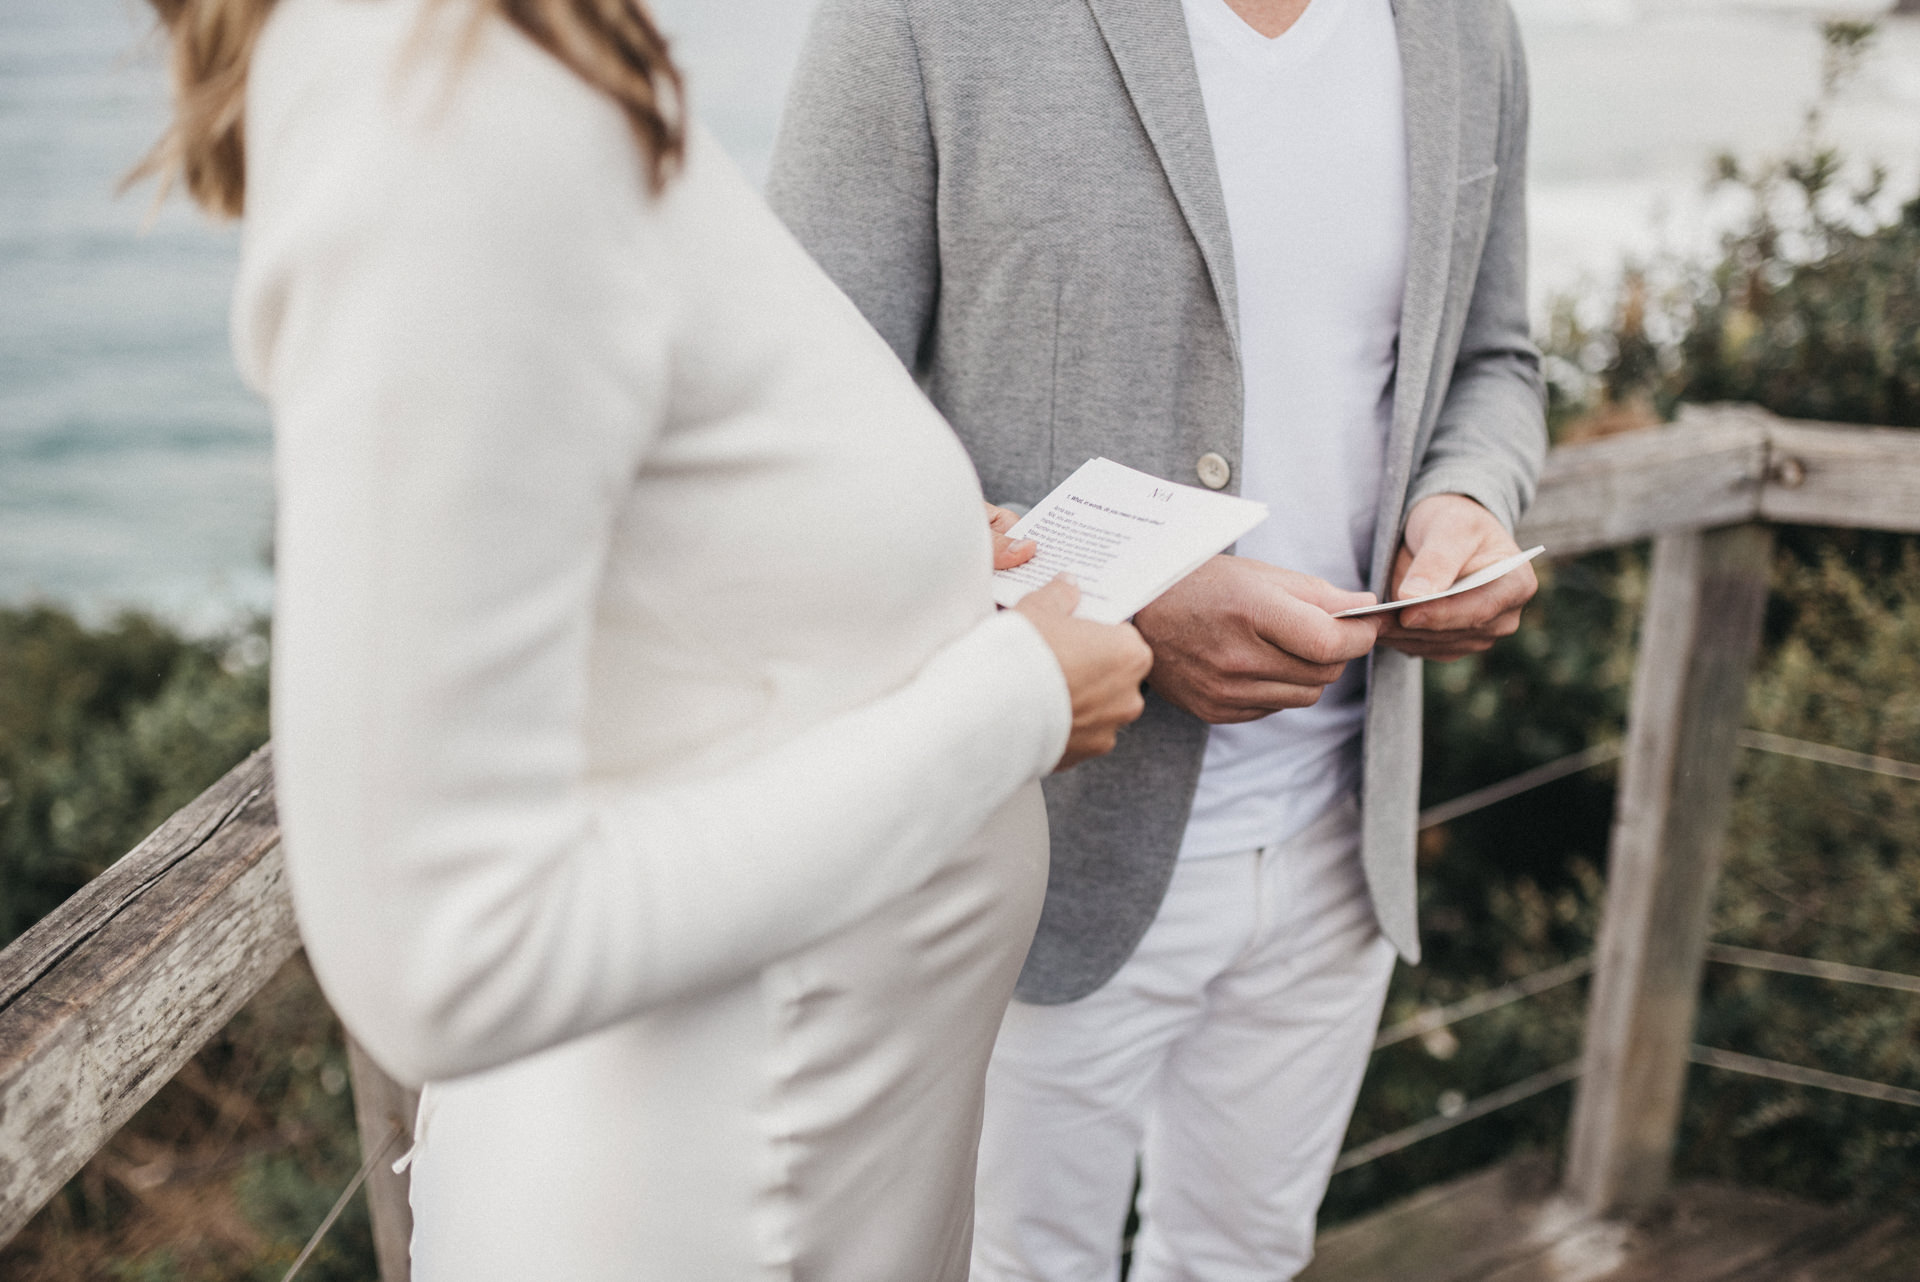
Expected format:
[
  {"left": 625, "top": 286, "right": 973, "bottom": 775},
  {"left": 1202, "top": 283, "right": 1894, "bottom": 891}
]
[{"left": 1331, "top": 545, "right": 1546, "bottom": 618}]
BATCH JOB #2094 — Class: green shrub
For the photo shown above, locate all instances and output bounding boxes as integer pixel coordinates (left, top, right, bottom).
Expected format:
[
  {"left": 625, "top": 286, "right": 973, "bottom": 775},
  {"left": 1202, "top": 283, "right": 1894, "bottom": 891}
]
[
  {"left": 0, "top": 607, "right": 269, "bottom": 945},
  {"left": 0, "top": 606, "right": 376, "bottom": 1282},
  {"left": 1692, "top": 547, "right": 1920, "bottom": 1205}
]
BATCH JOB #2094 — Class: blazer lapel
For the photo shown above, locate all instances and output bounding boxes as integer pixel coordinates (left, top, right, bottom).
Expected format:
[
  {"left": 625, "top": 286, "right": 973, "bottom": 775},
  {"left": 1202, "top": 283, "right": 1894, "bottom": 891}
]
[
  {"left": 1083, "top": 0, "right": 1240, "bottom": 354},
  {"left": 1373, "top": 0, "right": 1461, "bottom": 589}
]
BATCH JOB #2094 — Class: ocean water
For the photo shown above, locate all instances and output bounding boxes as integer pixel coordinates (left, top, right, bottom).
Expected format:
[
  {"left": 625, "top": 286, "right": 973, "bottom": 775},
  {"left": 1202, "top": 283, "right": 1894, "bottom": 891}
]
[
  {"left": 2, "top": 0, "right": 1916, "bottom": 629},
  {"left": 1, "top": 0, "right": 269, "bottom": 630}
]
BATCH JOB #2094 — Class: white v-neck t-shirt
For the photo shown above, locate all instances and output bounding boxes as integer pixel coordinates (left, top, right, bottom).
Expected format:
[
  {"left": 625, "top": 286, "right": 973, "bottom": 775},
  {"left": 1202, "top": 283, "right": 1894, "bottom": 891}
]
[{"left": 1177, "top": 0, "right": 1409, "bottom": 859}]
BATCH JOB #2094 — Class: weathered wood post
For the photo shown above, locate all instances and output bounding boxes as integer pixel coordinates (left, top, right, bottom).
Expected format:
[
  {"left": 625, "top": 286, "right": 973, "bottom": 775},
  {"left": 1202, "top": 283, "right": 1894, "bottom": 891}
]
[
  {"left": 1564, "top": 524, "right": 1774, "bottom": 1215},
  {"left": 0, "top": 750, "right": 294, "bottom": 1247},
  {"left": 347, "top": 1040, "right": 419, "bottom": 1282}
]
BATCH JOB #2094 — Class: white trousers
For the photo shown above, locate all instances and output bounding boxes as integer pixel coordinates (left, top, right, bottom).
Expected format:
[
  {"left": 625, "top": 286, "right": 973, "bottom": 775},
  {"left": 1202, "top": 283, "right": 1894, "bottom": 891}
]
[{"left": 972, "top": 797, "right": 1397, "bottom": 1282}]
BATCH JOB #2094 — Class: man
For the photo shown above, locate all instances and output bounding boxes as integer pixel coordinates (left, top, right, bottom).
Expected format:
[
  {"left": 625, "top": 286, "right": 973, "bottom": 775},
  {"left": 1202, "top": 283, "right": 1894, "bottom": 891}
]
[{"left": 768, "top": 0, "right": 1545, "bottom": 1276}]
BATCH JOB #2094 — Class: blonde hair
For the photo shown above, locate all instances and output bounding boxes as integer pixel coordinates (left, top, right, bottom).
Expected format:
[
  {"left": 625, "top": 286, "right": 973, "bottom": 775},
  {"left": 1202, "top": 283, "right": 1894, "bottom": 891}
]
[{"left": 135, "top": 0, "right": 686, "bottom": 218}]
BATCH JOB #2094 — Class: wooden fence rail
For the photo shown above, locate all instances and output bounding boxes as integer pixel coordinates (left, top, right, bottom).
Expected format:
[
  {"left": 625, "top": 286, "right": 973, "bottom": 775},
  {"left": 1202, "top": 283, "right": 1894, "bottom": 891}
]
[
  {"left": 2, "top": 405, "right": 1917, "bottom": 1271},
  {"left": 1515, "top": 403, "right": 1920, "bottom": 552},
  {"left": 0, "top": 750, "right": 295, "bottom": 1247}
]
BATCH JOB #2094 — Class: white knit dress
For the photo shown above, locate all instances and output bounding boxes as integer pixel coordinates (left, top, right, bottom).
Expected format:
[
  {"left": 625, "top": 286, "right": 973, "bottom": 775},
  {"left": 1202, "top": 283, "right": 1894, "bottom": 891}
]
[{"left": 234, "top": 2, "right": 1072, "bottom": 1277}]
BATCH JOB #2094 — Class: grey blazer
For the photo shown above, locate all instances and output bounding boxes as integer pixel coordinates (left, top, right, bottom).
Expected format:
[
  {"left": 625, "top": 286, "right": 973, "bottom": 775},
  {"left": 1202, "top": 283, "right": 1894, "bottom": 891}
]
[{"left": 768, "top": 0, "right": 1546, "bottom": 1003}]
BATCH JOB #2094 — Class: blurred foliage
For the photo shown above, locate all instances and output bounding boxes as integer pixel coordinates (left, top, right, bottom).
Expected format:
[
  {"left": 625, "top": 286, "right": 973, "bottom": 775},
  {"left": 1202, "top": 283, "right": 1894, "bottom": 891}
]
[
  {"left": 1698, "top": 548, "right": 1920, "bottom": 1205},
  {"left": 0, "top": 608, "right": 377, "bottom": 1281},
  {"left": 1542, "top": 21, "right": 1920, "bottom": 438},
  {"left": 1329, "top": 18, "right": 1920, "bottom": 1224},
  {"left": 0, "top": 607, "right": 269, "bottom": 942}
]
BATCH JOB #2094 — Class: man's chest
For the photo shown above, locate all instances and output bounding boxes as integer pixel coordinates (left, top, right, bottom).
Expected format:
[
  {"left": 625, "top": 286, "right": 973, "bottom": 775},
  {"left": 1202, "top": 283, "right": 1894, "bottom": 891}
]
[{"left": 1185, "top": 0, "right": 1410, "bottom": 324}]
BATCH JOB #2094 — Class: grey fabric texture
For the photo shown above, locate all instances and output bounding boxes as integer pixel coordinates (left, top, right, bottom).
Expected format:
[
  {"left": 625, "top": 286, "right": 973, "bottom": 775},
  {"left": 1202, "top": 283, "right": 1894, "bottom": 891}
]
[{"left": 767, "top": 0, "right": 1546, "bottom": 1003}]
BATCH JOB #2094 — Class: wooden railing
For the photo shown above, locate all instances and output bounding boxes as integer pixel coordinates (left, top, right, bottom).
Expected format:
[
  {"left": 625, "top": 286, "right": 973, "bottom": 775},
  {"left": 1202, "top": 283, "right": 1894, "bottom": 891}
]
[
  {"left": 1512, "top": 404, "right": 1919, "bottom": 1213},
  {"left": 3, "top": 404, "right": 1918, "bottom": 1275}
]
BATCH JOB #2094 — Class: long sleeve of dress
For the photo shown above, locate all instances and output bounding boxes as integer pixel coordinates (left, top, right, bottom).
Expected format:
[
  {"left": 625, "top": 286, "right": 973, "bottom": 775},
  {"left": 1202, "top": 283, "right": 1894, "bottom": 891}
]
[{"left": 240, "top": 13, "right": 1071, "bottom": 1087}]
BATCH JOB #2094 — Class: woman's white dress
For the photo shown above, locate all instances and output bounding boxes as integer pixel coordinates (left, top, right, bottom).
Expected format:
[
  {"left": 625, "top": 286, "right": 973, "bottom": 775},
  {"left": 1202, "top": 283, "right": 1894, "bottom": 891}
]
[{"left": 235, "top": 2, "right": 1072, "bottom": 1277}]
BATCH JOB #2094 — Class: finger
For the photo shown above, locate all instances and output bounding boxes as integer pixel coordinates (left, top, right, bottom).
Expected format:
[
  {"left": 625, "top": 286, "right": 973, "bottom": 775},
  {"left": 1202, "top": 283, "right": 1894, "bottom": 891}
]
[
  {"left": 1472, "top": 605, "right": 1526, "bottom": 640},
  {"left": 1252, "top": 601, "right": 1381, "bottom": 667},
  {"left": 1277, "top": 572, "right": 1378, "bottom": 616},
  {"left": 1380, "top": 635, "right": 1495, "bottom": 660},
  {"left": 1069, "top": 728, "right": 1121, "bottom": 756},
  {"left": 1056, "top": 724, "right": 1123, "bottom": 772},
  {"left": 1398, "top": 563, "right": 1537, "bottom": 632},
  {"left": 1195, "top": 633, "right": 1349, "bottom": 687},
  {"left": 1395, "top": 524, "right": 1485, "bottom": 600},
  {"left": 1215, "top": 680, "right": 1333, "bottom": 718},
  {"left": 1014, "top": 574, "right": 1080, "bottom": 619},
  {"left": 1377, "top": 619, "right": 1509, "bottom": 647},
  {"left": 985, "top": 503, "right": 1020, "bottom": 535},
  {"left": 992, "top": 533, "right": 1037, "bottom": 570},
  {"left": 1237, "top": 677, "right": 1340, "bottom": 710},
  {"left": 1181, "top": 677, "right": 1336, "bottom": 721},
  {"left": 1100, "top": 686, "right": 1148, "bottom": 728},
  {"left": 1117, "top": 624, "right": 1154, "bottom": 682},
  {"left": 1239, "top": 656, "right": 1349, "bottom": 688}
]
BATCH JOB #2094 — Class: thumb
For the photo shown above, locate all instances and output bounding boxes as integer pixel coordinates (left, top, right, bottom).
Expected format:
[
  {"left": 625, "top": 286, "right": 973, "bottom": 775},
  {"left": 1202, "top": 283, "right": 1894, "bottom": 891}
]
[
  {"left": 1287, "top": 574, "right": 1378, "bottom": 616},
  {"left": 1397, "top": 531, "right": 1476, "bottom": 600},
  {"left": 1014, "top": 574, "right": 1081, "bottom": 619}
]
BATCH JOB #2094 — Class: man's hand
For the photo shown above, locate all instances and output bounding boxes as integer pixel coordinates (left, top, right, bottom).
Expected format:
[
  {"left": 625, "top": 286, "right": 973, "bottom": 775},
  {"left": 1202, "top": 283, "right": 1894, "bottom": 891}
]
[
  {"left": 987, "top": 503, "right": 1037, "bottom": 571},
  {"left": 1132, "top": 556, "right": 1384, "bottom": 724},
  {"left": 1379, "top": 494, "right": 1538, "bottom": 661}
]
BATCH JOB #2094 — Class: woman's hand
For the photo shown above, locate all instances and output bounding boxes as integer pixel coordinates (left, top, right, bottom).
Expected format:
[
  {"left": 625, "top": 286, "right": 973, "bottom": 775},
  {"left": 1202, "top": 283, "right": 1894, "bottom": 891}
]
[
  {"left": 1014, "top": 576, "right": 1153, "bottom": 771},
  {"left": 987, "top": 503, "right": 1037, "bottom": 570}
]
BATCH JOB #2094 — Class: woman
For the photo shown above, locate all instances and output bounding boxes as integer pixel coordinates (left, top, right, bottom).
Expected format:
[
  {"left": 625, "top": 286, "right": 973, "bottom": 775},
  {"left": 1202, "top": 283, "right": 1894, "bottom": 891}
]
[{"left": 138, "top": 0, "right": 1152, "bottom": 1276}]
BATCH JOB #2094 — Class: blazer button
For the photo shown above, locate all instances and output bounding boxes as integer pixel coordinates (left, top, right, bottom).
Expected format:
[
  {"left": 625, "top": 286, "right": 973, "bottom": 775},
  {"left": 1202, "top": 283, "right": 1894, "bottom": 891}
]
[{"left": 1196, "top": 452, "right": 1232, "bottom": 490}]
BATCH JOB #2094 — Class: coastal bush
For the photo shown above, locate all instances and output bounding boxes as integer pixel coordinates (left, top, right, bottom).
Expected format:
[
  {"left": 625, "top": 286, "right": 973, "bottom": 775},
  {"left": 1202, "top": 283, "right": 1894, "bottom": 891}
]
[
  {"left": 1696, "top": 548, "right": 1920, "bottom": 1206},
  {"left": 0, "top": 608, "right": 376, "bottom": 1282},
  {"left": 0, "top": 607, "right": 267, "bottom": 943}
]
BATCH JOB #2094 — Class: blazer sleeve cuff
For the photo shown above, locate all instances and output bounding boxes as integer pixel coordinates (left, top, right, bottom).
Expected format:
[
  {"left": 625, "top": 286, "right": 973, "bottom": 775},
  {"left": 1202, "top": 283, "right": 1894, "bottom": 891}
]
[{"left": 1403, "top": 465, "right": 1525, "bottom": 536}]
